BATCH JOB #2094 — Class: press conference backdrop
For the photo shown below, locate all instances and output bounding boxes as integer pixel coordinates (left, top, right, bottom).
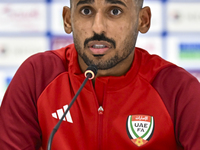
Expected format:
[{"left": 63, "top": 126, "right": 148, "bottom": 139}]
[{"left": 0, "top": 0, "right": 200, "bottom": 105}]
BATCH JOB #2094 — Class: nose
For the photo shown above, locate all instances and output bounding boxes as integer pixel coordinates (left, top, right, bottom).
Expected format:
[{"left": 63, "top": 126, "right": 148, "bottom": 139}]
[{"left": 92, "top": 11, "right": 106, "bottom": 34}]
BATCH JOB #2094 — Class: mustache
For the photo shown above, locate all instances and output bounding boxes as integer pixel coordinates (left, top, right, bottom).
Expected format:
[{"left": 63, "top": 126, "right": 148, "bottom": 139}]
[{"left": 84, "top": 33, "right": 116, "bottom": 48}]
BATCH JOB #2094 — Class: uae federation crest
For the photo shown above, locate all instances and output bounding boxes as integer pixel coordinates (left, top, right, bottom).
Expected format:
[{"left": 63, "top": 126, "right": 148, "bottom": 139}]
[{"left": 126, "top": 115, "right": 154, "bottom": 147}]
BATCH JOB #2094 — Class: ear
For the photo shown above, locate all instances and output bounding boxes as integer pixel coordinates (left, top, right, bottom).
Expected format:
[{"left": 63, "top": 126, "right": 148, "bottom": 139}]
[
  {"left": 138, "top": 6, "right": 151, "bottom": 34},
  {"left": 62, "top": 6, "right": 72, "bottom": 34}
]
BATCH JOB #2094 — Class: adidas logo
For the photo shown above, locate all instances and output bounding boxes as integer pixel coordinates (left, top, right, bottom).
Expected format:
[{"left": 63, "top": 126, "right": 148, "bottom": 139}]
[{"left": 52, "top": 105, "right": 73, "bottom": 123}]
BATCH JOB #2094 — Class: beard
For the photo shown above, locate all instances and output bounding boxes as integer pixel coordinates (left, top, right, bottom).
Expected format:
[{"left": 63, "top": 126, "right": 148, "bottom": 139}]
[{"left": 73, "top": 28, "right": 138, "bottom": 70}]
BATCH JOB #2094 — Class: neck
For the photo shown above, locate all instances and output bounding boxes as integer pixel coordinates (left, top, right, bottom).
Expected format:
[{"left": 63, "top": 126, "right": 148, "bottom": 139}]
[{"left": 78, "top": 51, "right": 135, "bottom": 84}]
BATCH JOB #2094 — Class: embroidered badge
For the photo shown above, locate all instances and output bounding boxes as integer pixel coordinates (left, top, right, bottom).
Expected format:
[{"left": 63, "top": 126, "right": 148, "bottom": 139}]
[{"left": 126, "top": 115, "right": 154, "bottom": 147}]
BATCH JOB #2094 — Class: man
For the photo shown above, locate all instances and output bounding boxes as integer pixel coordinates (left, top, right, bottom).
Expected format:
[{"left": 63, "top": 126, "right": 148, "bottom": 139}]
[{"left": 0, "top": 0, "right": 200, "bottom": 149}]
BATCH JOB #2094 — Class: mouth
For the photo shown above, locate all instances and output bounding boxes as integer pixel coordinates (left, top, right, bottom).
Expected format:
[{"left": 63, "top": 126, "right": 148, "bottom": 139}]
[
  {"left": 92, "top": 44, "right": 107, "bottom": 49},
  {"left": 87, "top": 41, "right": 112, "bottom": 56}
]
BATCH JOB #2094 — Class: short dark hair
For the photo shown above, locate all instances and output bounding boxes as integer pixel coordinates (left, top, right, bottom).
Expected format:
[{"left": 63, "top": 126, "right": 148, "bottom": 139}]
[{"left": 136, "top": 0, "right": 144, "bottom": 9}]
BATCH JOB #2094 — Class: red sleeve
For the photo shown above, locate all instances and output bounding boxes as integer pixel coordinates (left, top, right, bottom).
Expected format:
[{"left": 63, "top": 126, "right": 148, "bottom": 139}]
[
  {"left": 0, "top": 51, "right": 66, "bottom": 150},
  {"left": 152, "top": 65, "right": 200, "bottom": 150}
]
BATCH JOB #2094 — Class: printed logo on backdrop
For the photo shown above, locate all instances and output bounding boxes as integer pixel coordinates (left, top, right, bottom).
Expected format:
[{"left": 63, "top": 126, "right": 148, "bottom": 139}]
[
  {"left": 0, "top": 4, "right": 47, "bottom": 32},
  {"left": 126, "top": 115, "right": 154, "bottom": 147},
  {"left": 0, "top": 45, "right": 6, "bottom": 56},
  {"left": 167, "top": 3, "right": 200, "bottom": 32},
  {"left": 179, "top": 43, "right": 200, "bottom": 60}
]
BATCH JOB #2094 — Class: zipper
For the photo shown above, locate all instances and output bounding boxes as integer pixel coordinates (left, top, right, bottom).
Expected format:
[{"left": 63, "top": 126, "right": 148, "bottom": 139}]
[
  {"left": 98, "top": 106, "right": 104, "bottom": 115},
  {"left": 98, "top": 106, "right": 104, "bottom": 150},
  {"left": 89, "top": 81, "right": 105, "bottom": 150}
]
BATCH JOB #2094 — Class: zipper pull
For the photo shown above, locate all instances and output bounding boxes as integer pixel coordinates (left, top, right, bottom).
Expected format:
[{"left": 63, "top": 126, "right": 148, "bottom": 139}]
[{"left": 98, "top": 106, "right": 104, "bottom": 115}]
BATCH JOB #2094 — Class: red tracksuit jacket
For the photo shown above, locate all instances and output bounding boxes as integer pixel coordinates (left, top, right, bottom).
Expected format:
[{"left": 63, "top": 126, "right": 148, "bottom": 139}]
[{"left": 0, "top": 44, "right": 200, "bottom": 150}]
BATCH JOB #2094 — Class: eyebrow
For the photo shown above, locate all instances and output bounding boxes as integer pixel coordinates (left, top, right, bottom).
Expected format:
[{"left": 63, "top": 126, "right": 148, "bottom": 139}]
[
  {"left": 76, "top": 0, "right": 94, "bottom": 6},
  {"left": 106, "top": 0, "right": 127, "bottom": 7},
  {"left": 76, "top": 0, "right": 127, "bottom": 7}
]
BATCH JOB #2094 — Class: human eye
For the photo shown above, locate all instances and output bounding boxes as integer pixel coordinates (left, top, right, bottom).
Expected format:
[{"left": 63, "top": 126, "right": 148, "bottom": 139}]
[
  {"left": 81, "top": 7, "right": 92, "bottom": 15},
  {"left": 110, "top": 8, "right": 122, "bottom": 16}
]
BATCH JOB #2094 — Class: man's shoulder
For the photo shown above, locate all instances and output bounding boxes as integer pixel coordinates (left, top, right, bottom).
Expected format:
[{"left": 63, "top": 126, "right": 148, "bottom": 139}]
[
  {"left": 135, "top": 47, "right": 173, "bottom": 68},
  {"left": 24, "top": 44, "right": 75, "bottom": 70},
  {"left": 51, "top": 44, "right": 75, "bottom": 62},
  {"left": 135, "top": 47, "right": 175, "bottom": 83},
  {"left": 135, "top": 47, "right": 199, "bottom": 84}
]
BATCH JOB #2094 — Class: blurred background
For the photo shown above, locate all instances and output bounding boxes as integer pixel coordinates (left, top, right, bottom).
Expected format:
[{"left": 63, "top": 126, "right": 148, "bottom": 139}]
[{"left": 0, "top": 0, "right": 200, "bottom": 104}]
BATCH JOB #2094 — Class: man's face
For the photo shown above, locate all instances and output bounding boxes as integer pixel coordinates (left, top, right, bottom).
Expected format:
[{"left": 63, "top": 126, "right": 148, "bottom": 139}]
[{"left": 70, "top": 0, "right": 140, "bottom": 70}]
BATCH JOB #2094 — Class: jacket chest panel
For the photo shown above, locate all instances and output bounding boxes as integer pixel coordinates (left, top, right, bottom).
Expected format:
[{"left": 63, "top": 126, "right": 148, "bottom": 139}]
[{"left": 37, "top": 74, "right": 178, "bottom": 149}]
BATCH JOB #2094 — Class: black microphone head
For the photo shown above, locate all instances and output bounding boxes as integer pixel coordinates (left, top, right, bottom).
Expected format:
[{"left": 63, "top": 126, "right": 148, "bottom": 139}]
[{"left": 84, "top": 65, "right": 98, "bottom": 80}]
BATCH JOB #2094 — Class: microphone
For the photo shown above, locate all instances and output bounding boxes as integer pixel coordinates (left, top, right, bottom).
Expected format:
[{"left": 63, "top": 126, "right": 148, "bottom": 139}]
[
  {"left": 47, "top": 65, "right": 98, "bottom": 150},
  {"left": 84, "top": 65, "right": 98, "bottom": 80}
]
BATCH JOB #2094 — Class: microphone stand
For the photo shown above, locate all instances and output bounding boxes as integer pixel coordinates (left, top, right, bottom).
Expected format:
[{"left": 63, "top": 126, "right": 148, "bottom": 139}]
[{"left": 47, "top": 65, "right": 97, "bottom": 150}]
